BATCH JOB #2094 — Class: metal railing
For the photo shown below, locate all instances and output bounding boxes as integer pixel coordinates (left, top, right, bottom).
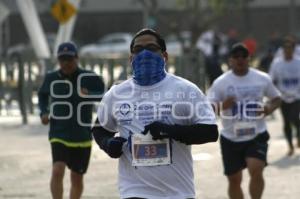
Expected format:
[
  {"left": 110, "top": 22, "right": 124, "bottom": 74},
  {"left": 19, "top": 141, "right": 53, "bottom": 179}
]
[{"left": 0, "top": 53, "right": 206, "bottom": 124}]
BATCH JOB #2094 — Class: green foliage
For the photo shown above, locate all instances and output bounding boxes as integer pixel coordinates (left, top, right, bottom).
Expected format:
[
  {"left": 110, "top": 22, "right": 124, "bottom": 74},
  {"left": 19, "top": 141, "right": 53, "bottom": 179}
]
[
  {"left": 210, "top": 0, "right": 242, "bottom": 14},
  {"left": 175, "top": 0, "right": 243, "bottom": 13}
]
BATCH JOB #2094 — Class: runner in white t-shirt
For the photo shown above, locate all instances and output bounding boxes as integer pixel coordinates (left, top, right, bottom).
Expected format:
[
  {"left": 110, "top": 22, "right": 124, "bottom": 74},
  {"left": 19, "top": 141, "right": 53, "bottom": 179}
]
[
  {"left": 208, "top": 43, "right": 281, "bottom": 199},
  {"left": 92, "top": 29, "right": 218, "bottom": 199},
  {"left": 269, "top": 36, "right": 300, "bottom": 156}
]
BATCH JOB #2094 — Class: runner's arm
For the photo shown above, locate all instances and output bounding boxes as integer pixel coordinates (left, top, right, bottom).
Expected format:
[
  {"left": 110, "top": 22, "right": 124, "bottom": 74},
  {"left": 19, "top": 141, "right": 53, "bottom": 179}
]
[
  {"left": 263, "top": 96, "right": 281, "bottom": 116},
  {"left": 92, "top": 119, "right": 126, "bottom": 158},
  {"left": 145, "top": 122, "right": 219, "bottom": 145}
]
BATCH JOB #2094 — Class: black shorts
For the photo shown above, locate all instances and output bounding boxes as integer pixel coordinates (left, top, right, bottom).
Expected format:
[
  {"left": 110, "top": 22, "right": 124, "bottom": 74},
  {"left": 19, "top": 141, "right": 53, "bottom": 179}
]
[
  {"left": 220, "top": 131, "right": 270, "bottom": 176},
  {"left": 51, "top": 142, "right": 91, "bottom": 174}
]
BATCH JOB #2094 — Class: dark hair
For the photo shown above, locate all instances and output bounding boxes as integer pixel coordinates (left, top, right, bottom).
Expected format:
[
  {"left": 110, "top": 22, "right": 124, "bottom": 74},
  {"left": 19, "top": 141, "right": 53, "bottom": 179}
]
[
  {"left": 130, "top": 28, "right": 166, "bottom": 53},
  {"left": 283, "top": 35, "right": 296, "bottom": 48}
]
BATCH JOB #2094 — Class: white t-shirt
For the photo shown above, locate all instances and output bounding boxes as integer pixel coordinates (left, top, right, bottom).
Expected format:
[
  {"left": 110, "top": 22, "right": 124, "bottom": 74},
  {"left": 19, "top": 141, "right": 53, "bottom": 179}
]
[
  {"left": 273, "top": 45, "right": 300, "bottom": 62},
  {"left": 97, "top": 73, "right": 216, "bottom": 199},
  {"left": 269, "top": 58, "right": 300, "bottom": 103},
  {"left": 196, "top": 30, "right": 228, "bottom": 57},
  {"left": 208, "top": 68, "right": 280, "bottom": 142}
]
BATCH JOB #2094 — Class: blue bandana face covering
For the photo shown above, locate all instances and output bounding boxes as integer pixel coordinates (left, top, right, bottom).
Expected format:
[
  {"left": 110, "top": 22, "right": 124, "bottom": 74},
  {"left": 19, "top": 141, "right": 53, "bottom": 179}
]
[{"left": 132, "top": 49, "right": 166, "bottom": 86}]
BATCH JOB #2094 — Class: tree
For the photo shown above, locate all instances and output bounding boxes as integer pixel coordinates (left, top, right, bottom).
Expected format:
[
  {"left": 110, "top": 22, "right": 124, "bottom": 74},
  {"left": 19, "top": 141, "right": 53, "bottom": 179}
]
[{"left": 134, "top": 0, "right": 252, "bottom": 90}]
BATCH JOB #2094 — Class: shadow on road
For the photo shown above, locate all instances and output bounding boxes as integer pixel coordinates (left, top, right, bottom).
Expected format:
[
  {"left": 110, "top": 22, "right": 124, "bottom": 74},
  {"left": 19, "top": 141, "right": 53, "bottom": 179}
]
[{"left": 269, "top": 154, "right": 300, "bottom": 169}]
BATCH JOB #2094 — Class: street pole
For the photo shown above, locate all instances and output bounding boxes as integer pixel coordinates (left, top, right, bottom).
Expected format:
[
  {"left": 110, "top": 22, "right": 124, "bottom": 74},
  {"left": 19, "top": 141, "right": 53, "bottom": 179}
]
[
  {"left": 54, "top": 0, "right": 82, "bottom": 58},
  {"left": 17, "top": 56, "right": 28, "bottom": 124}
]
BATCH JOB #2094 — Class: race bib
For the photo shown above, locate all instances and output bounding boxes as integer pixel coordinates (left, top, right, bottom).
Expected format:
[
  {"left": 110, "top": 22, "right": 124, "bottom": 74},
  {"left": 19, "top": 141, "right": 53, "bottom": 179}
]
[
  {"left": 234, "top": 122, "right": 257, "bottom": 138},
  {"left": 131, "top": 133, "right": 171, "bottom": 167}
]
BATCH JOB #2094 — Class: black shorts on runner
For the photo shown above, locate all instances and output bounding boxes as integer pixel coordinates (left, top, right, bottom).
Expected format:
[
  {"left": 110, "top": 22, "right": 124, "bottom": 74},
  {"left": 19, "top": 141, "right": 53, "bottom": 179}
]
[
  {"left": 51, "top": 142, "right": 91, "bottom": 174},
  {"left": 220, "top": 131, "right": 270, "bottom": 176}
]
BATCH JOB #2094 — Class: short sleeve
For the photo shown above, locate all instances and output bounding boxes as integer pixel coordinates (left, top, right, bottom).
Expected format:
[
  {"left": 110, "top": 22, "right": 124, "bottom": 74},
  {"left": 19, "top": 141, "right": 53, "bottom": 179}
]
[
  {"left": 264, "top": 76, "right": 281, "bottom": 99},
  {"left": 268, "top": 61, "right": 278, "bottom": 82},
  {"left": 188, "top": 86, "right": 216, "bottom": 125},
  {"left": 207, "top": 81, "right": 223, "bottom": 103}
]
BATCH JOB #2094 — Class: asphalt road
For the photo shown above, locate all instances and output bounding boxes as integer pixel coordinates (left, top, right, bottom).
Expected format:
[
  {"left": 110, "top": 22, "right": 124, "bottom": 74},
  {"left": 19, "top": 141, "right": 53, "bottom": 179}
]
[{"left": 0, "top": 111, "right": 299, "bottom": 199}]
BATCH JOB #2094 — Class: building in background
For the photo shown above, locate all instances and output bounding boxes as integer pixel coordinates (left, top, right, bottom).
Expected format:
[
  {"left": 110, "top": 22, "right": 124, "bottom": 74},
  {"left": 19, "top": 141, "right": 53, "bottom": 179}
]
[{"left": 1, "top": 0, "right": 300, "bottom": 55}]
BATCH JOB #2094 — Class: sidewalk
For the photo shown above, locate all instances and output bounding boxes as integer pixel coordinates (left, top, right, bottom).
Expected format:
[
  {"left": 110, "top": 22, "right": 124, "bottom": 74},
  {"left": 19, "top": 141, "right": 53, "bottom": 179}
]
[{"left": 0, "top": 111, "right": 299, "bottom": 199}]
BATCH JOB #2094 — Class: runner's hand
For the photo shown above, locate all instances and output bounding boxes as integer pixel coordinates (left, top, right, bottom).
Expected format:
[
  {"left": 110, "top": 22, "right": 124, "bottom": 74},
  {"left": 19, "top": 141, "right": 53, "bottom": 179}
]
[
  {"left": 256, "top": 105, "right": 271, "bottom": 117},
  {"left": 222, "top": 96, "right": 236, "bottom": 110},
  {"left": 144, "top": 122, "right": 169, "bottom": 140},
  {"left": 80, "top": 88, "right": 89, "bottom": 96},
  {"left": 41, "top": 114, "right": 49, "bottom": 125},
  {"left": 105, "top": 137, "right": 127, "bottom": 158}
]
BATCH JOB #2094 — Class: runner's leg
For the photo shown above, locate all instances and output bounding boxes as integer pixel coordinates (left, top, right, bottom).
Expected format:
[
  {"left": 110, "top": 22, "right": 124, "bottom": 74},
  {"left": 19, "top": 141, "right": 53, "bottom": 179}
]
[
  {"left": 70, "top": 171, "right": 84, "bottom": 199},
  {"left": 246, "top": 157, "right": 265, "bottom": 199},
  {"left": 227, "top": 171, "right": 244, "bottom": 199},
  {"left": 51, "top": 162, "right": 66, "bottom": 199},
  {"left": 280, "top": 103, "right": 294, "bottom": 155}
]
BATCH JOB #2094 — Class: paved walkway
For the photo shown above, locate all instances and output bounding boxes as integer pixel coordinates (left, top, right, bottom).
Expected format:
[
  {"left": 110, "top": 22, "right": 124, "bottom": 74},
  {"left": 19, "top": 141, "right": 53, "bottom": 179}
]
[{"left": 0, "top": 111, "right": 299, "bottom": 199}]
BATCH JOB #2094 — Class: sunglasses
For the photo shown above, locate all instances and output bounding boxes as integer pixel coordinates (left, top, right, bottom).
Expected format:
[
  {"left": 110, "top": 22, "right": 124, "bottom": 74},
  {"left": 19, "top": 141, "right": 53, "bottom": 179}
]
[
  {"left": 132, "top": 44, "right": 162, "bottom": 54},
  {"left": 232, "top": 54, "right": 248, "bottom": 59},
  {"left": 58, "top": 55, "right": 76, "bottom": 62}
]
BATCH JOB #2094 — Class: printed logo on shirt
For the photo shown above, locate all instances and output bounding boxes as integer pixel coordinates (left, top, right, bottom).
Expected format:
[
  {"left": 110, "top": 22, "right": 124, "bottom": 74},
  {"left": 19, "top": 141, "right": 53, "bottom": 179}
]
[
  {"left": 119, "top": 103, "right": 131, "bottom": 115},
  {"left": 282, "top": 78, "right": 299, "bottom": 88}
]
